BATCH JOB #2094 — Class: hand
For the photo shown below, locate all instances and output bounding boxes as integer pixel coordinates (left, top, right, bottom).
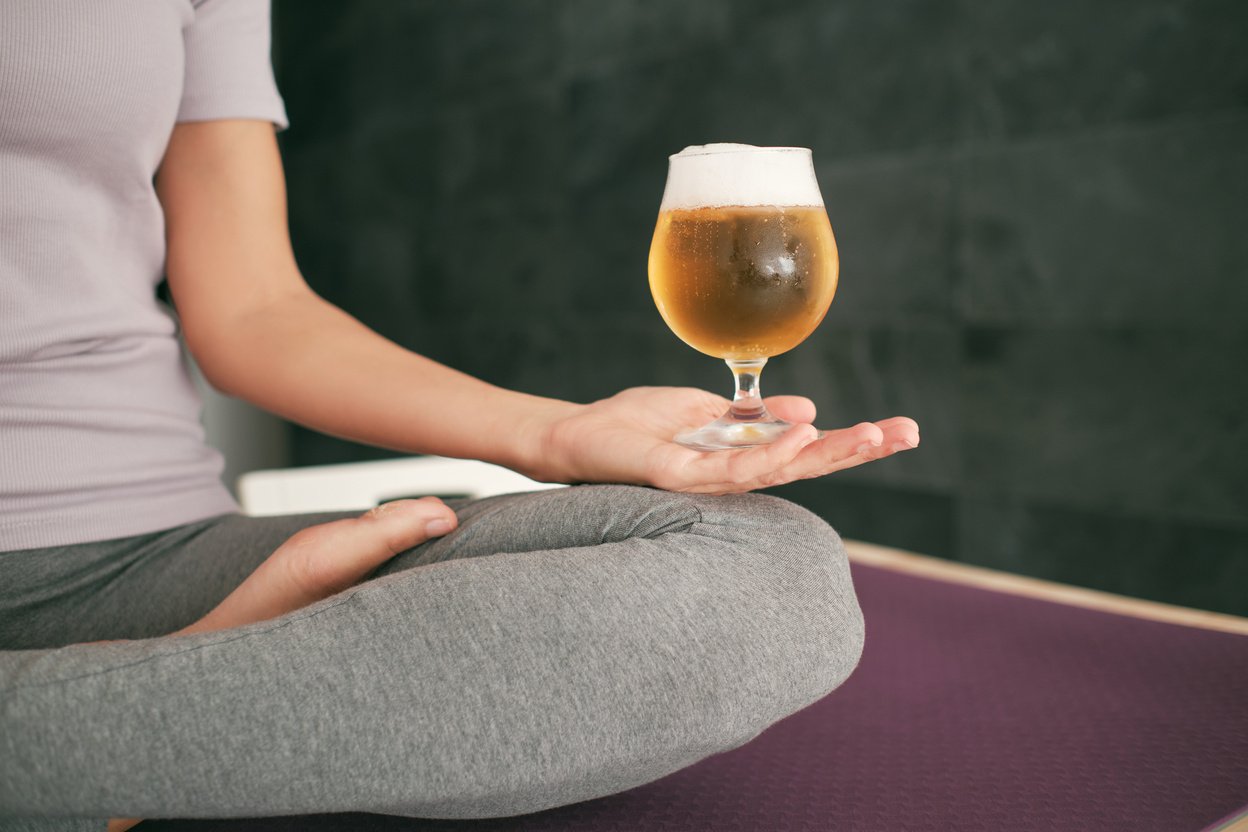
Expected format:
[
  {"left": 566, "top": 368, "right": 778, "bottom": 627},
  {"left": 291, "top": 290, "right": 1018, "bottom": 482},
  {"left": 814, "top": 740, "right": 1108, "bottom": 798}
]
[
  {"left": 535, "top": 386, "right": 919, "bottom": 495},
  {"left": 176, "top": 498, "right": 457, "bottom": 636}
]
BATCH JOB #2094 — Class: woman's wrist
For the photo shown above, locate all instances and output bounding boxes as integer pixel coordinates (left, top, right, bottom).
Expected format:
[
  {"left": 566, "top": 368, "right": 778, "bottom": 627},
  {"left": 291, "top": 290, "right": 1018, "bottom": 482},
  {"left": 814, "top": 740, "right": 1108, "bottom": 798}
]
[{"left": 499, "top": 394, "right": 584, "bottom": 483}]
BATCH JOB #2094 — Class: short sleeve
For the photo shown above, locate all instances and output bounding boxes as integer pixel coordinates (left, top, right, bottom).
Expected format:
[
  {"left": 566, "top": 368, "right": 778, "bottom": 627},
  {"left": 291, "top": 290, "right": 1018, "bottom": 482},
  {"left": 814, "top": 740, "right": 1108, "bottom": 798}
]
[{"left": 177, "top": 0, "right": 289, "bottom": 129}]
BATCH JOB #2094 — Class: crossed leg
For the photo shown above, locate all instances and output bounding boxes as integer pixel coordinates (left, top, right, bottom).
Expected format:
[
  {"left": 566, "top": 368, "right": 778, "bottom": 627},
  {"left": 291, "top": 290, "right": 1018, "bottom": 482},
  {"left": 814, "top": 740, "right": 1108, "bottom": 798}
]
[{"left": 0, "top": 486, "right": 864, "bottom": 827}]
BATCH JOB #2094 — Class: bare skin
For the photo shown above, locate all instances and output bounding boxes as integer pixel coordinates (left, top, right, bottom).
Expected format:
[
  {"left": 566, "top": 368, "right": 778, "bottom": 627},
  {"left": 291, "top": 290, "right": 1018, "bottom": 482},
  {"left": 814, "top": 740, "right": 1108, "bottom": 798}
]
[{"left": 102, "top": 120, "right": 919, "bottom": 828}]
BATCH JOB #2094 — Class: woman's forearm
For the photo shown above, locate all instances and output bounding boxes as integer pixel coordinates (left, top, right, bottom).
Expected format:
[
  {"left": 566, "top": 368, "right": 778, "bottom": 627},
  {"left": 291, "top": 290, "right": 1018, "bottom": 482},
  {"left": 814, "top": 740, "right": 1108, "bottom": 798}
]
[
  {"left": 187, "top": 289, "right": 578, "bottom": 479},
  {"left": 155, "top": 121, "right": 576, "bottom": 479}
]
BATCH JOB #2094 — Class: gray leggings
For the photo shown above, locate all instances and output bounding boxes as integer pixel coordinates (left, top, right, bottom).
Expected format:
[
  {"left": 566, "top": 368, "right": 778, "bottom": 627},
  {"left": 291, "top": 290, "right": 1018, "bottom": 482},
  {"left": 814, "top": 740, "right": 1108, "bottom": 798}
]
[{"left": 0, "top": 485, "right": 864, "bottom": 830}]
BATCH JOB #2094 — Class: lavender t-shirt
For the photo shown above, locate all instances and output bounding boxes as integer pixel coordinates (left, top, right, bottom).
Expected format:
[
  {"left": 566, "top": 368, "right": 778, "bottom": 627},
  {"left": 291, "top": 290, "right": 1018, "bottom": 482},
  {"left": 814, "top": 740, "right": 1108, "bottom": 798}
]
[{"left": 0, "top": 0, "right": 288, "bottom": 550}]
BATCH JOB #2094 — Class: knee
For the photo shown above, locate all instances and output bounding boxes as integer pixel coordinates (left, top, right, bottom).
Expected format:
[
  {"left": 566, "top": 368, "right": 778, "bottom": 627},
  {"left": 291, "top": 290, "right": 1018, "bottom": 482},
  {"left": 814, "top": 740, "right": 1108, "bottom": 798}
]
[
  {"left": 601, "top": 489, "right": 864, "bottom": 767},
  {"left": 591, "top": 486, "right": 865, "bottom": 698},
  {"left": 575, "top": 484, "right": 707, "bottom": 542},
  {"left": 462, "top": 485, "right": 863, "bottom": 710},
  {"left": 688, "top": 491, "right": 866, "bottom": 713},
  {"left": 472, "top": 485, "right": 864, "bottom": 705}
]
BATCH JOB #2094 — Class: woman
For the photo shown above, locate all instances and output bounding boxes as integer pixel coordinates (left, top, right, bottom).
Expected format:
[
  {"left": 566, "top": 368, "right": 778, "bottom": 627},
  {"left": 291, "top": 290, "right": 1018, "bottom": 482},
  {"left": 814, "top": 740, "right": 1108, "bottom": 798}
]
[{"left": 0, "top": 1, "right": 919, "bottom": 830}]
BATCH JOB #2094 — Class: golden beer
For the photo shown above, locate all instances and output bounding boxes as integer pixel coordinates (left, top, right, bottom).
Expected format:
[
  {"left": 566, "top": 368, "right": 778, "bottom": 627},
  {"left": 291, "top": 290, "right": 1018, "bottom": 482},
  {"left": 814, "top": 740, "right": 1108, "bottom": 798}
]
[{"left": 649, "top": 205, "right": 838, "bottom": 360}]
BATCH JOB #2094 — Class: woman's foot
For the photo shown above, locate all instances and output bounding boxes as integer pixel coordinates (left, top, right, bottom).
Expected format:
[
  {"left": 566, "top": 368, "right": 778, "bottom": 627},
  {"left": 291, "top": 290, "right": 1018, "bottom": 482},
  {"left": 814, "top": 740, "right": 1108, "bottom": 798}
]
[{"left": 176, "top": 498, "right": 457, "bottom": 636}]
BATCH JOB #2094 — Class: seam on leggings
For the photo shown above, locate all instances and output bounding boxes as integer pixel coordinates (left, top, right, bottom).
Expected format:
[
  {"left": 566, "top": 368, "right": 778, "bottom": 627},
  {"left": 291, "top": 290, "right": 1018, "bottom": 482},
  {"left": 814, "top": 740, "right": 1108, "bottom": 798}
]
[
  {"left": 622, "top": 502, "right": 704, "bottom": 543},
  {"left": 688, "top": 504, "right": 705, "bottom": 535}
]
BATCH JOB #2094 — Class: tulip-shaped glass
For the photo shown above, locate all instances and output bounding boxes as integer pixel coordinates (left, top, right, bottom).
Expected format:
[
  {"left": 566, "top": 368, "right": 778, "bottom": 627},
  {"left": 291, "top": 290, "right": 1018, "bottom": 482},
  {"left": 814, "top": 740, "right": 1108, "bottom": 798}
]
[{"left": 648, "top": 144, "right": 839, "bottom": 450}]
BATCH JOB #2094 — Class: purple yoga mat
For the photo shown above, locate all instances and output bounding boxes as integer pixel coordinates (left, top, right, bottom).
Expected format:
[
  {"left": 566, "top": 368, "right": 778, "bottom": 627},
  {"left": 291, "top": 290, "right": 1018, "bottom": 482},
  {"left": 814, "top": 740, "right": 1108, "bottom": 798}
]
[{"left": 145, "top": 562, "right": 1248, "bottom": 832}]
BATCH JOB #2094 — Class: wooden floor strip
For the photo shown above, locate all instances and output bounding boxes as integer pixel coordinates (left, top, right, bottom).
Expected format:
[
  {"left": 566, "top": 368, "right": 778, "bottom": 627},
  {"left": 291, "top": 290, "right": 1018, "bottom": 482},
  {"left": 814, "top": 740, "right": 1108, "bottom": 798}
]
[
  {"left": 1206, "top": 805, "right": 1248, "bottom": 832},
  {"left": 844, "top": 540, "right": 1248, "bottom": 637}
]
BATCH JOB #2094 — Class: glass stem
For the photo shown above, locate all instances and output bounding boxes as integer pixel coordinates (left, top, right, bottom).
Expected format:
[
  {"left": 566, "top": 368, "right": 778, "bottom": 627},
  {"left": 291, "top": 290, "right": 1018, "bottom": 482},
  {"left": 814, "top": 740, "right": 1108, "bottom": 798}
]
[{"left": 726, "top": 358, "right": 768, "bottom": 422}]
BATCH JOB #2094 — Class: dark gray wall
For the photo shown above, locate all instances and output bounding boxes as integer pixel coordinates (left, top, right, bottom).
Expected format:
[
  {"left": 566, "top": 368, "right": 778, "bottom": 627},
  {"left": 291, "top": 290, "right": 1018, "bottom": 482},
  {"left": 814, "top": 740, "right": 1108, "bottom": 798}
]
[{"left": 272, "top": 0, "right": 1248, "bottom": 614}]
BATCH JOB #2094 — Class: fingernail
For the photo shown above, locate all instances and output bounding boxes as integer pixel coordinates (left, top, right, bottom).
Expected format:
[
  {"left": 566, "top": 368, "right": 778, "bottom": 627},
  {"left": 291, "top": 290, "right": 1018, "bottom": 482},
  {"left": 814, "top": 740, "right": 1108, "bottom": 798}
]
[
  {"left": 425, "top": 518, "right": 454, "bottom": 536},
  {"left": 371, "top": 500, "right": 438, "bottom": 521},
  {"left": 890, "top": 440, "right": 916, "bottom": 453},
  {"left": 855, "top": 443, "right": 877, "bottom": 456}
]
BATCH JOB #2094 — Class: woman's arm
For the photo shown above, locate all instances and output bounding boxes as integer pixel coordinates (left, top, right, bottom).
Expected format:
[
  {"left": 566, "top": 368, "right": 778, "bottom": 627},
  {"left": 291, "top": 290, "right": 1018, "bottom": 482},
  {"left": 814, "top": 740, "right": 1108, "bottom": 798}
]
[
  {"left": 157, "top": 120, "right": 570, "bottom": 478},
  {"left": 157, "top": 120, "right": 918, "bottom": 493}
]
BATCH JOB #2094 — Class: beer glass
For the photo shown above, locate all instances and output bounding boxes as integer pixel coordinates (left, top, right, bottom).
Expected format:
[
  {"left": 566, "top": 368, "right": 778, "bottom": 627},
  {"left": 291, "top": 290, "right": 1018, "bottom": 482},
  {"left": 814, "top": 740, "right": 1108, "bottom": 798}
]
[{"left": 648, "top": 144, "right": 839, "bottom": 450}]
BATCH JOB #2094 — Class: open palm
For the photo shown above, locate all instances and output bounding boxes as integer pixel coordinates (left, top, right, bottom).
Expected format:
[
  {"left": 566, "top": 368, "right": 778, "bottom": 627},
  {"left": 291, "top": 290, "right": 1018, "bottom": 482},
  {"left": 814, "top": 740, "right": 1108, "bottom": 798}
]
[{"left": 540, "top": 386, "right": 920, "bottom": 495}]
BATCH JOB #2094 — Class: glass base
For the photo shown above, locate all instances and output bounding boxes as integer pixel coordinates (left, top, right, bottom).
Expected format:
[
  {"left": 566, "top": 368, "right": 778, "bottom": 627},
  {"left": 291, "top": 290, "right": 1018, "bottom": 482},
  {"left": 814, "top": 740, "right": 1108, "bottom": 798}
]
[
  {"left": 676, "top": 414, "right": 806, "bottom": 451},
  {"left": 675, "top": 356, "right": 823, "bottom": 451}
]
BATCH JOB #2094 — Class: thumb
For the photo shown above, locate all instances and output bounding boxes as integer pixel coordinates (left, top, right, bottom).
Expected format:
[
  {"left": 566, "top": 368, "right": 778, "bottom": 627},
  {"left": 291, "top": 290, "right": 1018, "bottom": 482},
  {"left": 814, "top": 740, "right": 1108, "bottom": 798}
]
[
  {"left": 365, "top": 497, "right": 459, "bottom": 551},
  {"left": 763, "top": 395, "right": 817, "bottom": 425},
  {"left": 180, "top": 498, "right": 460, "bottom": 636},
  {"left": 291, "top": 496, "right": 459, "bottom": 594}
]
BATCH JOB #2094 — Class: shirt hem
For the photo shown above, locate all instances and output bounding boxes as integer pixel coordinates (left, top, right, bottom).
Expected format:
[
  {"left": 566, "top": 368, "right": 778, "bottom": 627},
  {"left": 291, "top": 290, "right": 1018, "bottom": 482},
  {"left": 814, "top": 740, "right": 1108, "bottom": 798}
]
[{"left": 176, "top": 96, "right": 290, "bottom": 130}]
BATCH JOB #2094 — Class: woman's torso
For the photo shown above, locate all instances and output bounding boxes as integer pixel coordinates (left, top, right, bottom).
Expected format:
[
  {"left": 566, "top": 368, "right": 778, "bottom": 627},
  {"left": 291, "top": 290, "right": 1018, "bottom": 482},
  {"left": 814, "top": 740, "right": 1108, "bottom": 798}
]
[{"left": 0, "top": 0, "right": 284, "bottom": 550}]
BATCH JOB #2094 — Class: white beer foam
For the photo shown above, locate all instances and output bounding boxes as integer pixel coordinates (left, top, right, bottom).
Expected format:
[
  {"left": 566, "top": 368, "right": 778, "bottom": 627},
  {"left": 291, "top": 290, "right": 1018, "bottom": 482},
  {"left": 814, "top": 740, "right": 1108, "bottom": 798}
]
[{"left": 659, "top": 143, "right": 824, "bottom": 211}]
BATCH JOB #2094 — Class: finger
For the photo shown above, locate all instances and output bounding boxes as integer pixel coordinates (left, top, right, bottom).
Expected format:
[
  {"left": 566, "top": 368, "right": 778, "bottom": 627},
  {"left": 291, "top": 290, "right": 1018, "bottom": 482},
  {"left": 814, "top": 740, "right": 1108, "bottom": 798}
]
[
  {"left": 365, "top": 497, "right": 459, "bottom": 545},
  {"left": 763, "top": 395, "right": 817, "bottom": 424},
  {"left": 760, "top": 417, "right": 919, "bottom": 486},
  {"left": 786, "top": 420, "right": 886, "bottom": 471},
  {"left": 870, "top": 416, "right": 920, "bottom": 454},
  {"left": 184, "top": 498, "right": 459, "bottom": 635},
  {"left": 679, "top": 423, "right": 820, "bottom": 492},
  {"left": 288, "top": 497, "right": 458, "bottom": 595},
  {"left": 700, "top": 417, "right": 921, "bottom": 494}
]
